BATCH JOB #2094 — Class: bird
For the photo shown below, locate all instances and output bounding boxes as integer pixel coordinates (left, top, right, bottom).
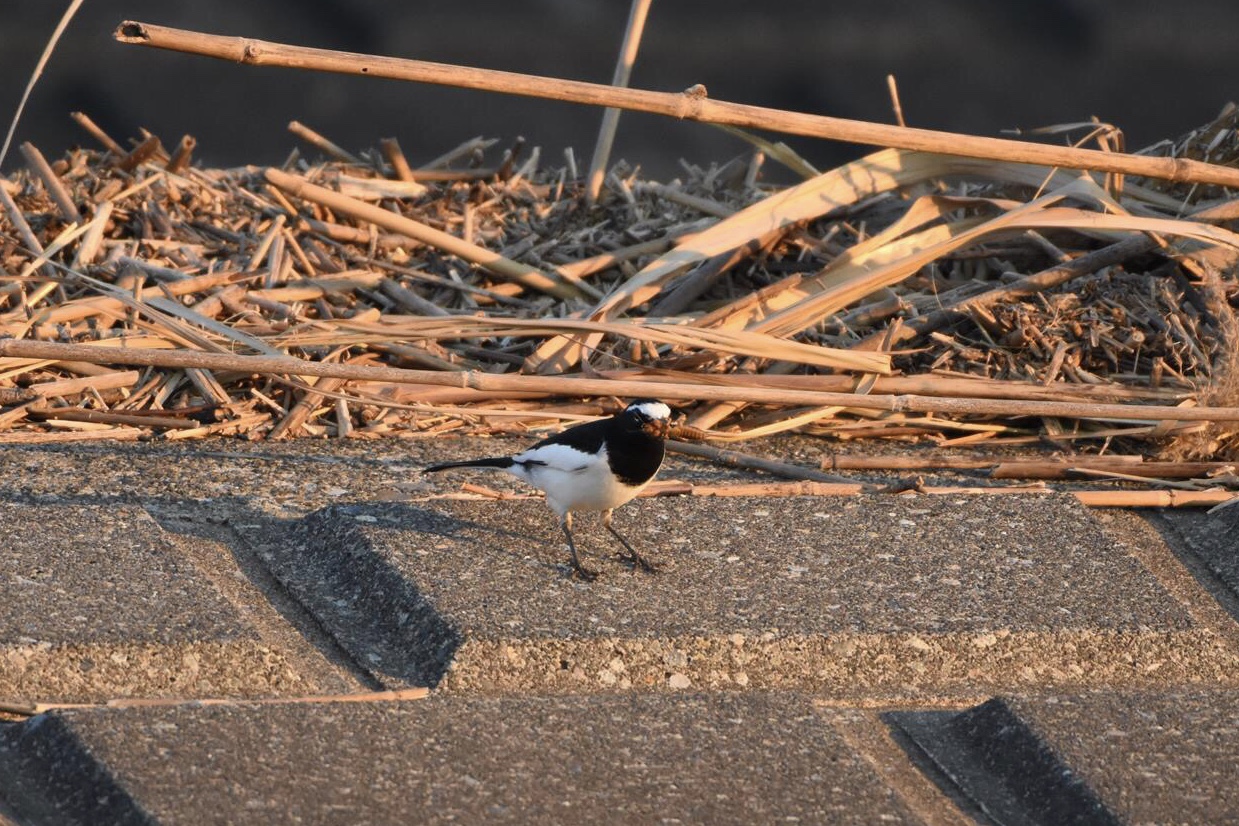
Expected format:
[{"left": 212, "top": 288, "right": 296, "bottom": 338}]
[{"left": 423, "top": 399, "right": 672, "bottom": 580}]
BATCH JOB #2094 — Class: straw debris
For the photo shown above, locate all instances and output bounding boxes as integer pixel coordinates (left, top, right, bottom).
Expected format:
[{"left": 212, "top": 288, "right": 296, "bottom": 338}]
[{"left": 1, "top": 106, "right": 1238, "bottom": 498}]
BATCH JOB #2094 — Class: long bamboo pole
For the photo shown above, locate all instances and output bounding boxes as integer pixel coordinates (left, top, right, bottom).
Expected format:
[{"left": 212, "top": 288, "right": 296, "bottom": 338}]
[
  {"left": 4, "top": 338, "right": 1239, "bottom": 422},
  {"left": 114, "top": 20, "right": 1239, "bottom": 189}
]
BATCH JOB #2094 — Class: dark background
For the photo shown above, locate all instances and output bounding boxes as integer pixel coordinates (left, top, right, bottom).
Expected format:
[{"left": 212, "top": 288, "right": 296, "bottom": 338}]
[{"left": 4, "top": 1, "right": 1237, "bottom": 177}]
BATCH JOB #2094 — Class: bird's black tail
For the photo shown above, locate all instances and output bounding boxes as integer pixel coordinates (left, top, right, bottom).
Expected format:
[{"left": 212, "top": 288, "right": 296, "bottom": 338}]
[{"left": 423, "top": 457, "right": 514, "bottom": 473}]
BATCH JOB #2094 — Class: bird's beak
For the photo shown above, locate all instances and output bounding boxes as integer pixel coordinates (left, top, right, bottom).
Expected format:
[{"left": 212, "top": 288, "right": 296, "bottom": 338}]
[{"left": 643, "top": 419, "right": 671, "bottom": 439}]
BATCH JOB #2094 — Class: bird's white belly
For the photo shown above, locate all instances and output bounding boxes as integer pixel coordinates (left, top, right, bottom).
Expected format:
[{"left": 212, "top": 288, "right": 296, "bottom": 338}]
[{"left": 508, "top": 443, "right": 645, "bottom": 516}]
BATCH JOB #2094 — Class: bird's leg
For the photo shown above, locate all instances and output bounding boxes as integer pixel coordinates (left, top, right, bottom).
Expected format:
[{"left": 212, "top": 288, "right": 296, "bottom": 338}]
[
  {"left": 603, "top": 510, "right": 660, "bottom": 574},
  {"left": 560, "top": 513, "right": 598, "bottom": 581}
]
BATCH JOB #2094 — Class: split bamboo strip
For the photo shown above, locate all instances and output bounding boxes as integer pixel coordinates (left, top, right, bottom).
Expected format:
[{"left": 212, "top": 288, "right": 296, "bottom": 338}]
[
  {"left": 114, "top": 21, "right": 1239, "bottom": 188},
  {"left": 4, "top": 338, "right": 1239, "bottom": 422},
  {"left": 264, "top": 168, "right": 595, "bottom": 301}
]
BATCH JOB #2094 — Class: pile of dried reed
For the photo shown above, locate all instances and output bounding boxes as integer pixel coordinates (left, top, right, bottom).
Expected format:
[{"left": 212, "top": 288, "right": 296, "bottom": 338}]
[{"left": 1, "top": 23, "right": 1238, "bottom": 509}]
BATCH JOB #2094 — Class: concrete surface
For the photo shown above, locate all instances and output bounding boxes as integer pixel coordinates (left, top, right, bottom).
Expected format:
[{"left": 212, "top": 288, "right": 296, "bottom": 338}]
[
  {"left": 0, "top": 438, "right": 1237, "bottom": 823},
  {"left": 0, "top": 501, "right": 326, "bottom": 703},
  {"left": 0, "top": 693, "right": 963, "bottom": 826},
  {"left": 890, "top": 689, "right": 1239, "bottom": 825},
  {"left": 263, "top": 496, "right": 1231, "bottom": 701}
]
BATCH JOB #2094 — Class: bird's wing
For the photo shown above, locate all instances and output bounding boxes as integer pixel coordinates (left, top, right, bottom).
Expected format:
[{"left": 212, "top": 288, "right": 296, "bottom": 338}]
[{"left": 513, "top": 442, "right": 596, "bottom": 473}]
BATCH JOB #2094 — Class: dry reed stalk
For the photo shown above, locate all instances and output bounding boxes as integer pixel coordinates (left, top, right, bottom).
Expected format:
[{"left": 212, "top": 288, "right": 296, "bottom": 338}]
[
  {"left": 642, "top": 480, "right": 1237, "bottom": 508},
  {"left": 666, "top": 439, "right": 862, "bottom": 484},
  {"left": 821, "top": 454, "right": 1144, "bottom": 472},
  {"left": 1, "top": 0, "right": 86, "bottom": 167},
  {"left": 755, "top": 201, "right": 1239, "bottom": 341},
  {"left": 604, "top": 369, "right": 1185, "bottom": 402},
  {"left": 28, "top": 407, "right": 200, "bottom": 430},
  {"left": 287, "top": 120, "right": 362, "bottom": 164},
  {"left": 585, "top": 0, "right": 653, "bottom": 204},
  {"left": 19, "top": 142, "right": 82, "bottom": 223},
  {"left": 69, "top": 111, "right": 126, "bottom": 155},
  {"left": 116, "top": 134, "right": 162, "bottom": 172},
  {"left": 991, "top": 460, "right": 1236, "bottom": 480},
  {"left": 27, "top": 370, "right": 141, "bottom": 398},
  {"left": 5, "top": 339, "right": 1239, "bottom": 423},
  {"left": 644, "top": 480, "right": 868, "bottom": 498},
  {"left": 114, "top": 21, "right": 1239, "bottom": 188},
  {"left": 379, "top": 137, "right": 416, "bottom": 182},
  {"left": 166, "top": 134, "right": 196, "bottom": 173}
]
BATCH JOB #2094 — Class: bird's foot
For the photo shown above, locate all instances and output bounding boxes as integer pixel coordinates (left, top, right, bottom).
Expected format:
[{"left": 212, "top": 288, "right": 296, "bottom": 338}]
[
  {"left": 617, "top": 550, "right": 661, "bottom": 574},
  {"left": 568, "top": 560, "right": 600, "bottom": 582}
]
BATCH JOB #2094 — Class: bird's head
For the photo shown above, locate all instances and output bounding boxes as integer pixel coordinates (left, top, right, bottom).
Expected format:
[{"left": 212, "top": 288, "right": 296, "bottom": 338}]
[{"left": 621, "top": 398, "right": 672, "bottom": 439}]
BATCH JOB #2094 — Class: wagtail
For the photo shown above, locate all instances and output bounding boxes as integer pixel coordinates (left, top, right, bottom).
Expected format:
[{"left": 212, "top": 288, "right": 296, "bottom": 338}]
[{"left": 424, "top": 399, "right": 672, "bottom": 580}]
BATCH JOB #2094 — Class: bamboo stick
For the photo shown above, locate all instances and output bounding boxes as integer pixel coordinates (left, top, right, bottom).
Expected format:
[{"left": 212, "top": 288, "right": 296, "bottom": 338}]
[
  {"left": 823, "top": 454, "right": 1142, "bottom": 471},
  {"left": 27, "top": 407, "right": 201, "bottom": 430},
  {"left": 666, "top": 439, "right": 862, "bottom": 485},
  {"left": 642, "top": 480, "right": 1238, "bottom": 508},
  {"left": 990, "top": 460, "right": 1236, "bottom": 480},
  {"left": 4, "top": 338, "right": 1239, "bottom": 423},
  {"left": 114, "top": 20, "right": 1239, "bottom": 188}
]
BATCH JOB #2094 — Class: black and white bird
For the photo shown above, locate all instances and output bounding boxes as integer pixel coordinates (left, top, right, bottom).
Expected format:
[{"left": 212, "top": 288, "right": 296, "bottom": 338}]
[{"left": 423, "top": 399, "right": 672, "bottom": 580}]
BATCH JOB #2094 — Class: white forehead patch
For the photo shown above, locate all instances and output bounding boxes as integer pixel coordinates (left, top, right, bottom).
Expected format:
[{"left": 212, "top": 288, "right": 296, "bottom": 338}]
[{"left": 630, "top": 401, "right": 671, "bottom": 420}]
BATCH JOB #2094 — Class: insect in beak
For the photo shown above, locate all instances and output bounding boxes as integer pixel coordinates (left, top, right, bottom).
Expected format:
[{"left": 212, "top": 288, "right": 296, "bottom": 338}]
[{"left": 643, "top": 418, "right": 671, "bottom": 439}]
